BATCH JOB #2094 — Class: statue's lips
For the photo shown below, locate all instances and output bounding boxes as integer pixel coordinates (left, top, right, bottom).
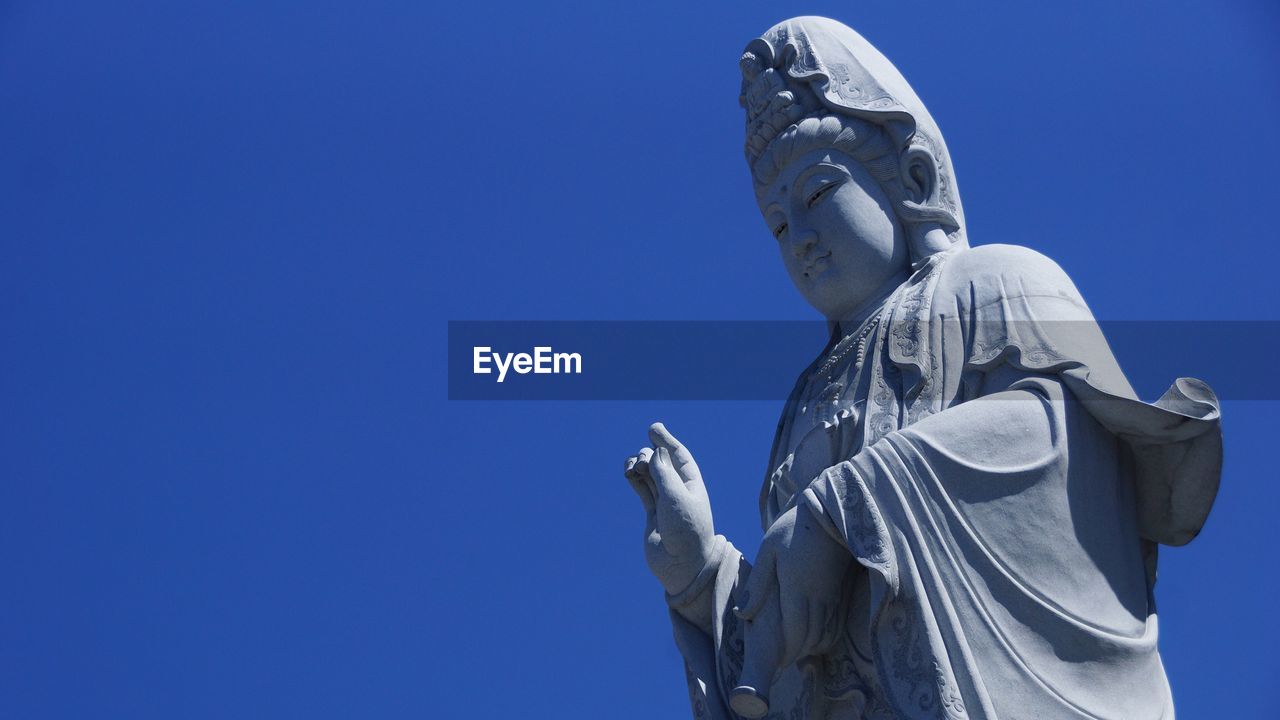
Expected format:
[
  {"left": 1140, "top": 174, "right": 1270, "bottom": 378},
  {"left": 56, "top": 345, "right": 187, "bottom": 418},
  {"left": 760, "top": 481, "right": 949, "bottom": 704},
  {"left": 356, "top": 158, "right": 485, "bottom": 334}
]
[{"left": 803, "top": 251, "right": 832, "bottom": 278}]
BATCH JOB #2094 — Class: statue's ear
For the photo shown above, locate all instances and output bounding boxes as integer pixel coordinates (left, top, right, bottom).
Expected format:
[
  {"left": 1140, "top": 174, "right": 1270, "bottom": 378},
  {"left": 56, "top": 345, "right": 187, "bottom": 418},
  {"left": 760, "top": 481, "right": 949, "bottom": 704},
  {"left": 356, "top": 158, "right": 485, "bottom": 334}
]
[{"left": 898, "top": 146, "right": 938, "bottom": 206}]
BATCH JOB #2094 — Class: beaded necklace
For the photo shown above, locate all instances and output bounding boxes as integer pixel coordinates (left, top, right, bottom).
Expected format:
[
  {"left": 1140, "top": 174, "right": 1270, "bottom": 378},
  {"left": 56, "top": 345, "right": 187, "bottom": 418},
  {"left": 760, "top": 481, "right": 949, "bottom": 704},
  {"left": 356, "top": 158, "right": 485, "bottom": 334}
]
[
  {"left": 801, "top": 311, "right": 881, "bottom": 414},
  {"left": 815, "top": 312, "right": 880, "bottom": 384}
]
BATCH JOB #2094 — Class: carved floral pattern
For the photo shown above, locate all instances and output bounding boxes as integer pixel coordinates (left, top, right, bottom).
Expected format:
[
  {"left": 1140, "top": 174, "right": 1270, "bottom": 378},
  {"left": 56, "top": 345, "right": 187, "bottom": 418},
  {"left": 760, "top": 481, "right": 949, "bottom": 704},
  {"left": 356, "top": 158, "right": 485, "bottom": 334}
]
[{"left": 880, "top": 600, "right": 968, "bottom": 720}]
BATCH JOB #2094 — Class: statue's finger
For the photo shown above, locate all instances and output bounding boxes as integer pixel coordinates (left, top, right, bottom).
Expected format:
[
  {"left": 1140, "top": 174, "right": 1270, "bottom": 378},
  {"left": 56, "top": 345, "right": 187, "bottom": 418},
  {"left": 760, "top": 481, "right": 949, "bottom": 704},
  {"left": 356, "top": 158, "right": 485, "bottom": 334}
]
[
  {"left": 648, "top": 422, "right": 695, "bottom": 471},
  {"left": 648, "top": 446, "right": 687, "bottom": 499},
  {"left": 626, "top": 448, "right": 653, "bottom": 479},
  {"left": 819, "top": 603, "right": 839, "bottom": 653},
  {"left": 634, "top": 447, "right": 658, "bottom": 499},
  {"left": 779, "top": 594, "right": 810, "bottom": 668},
  {"left": 801, "top": 600, "right": 826, "bottom": 664},
  {"left": 735, "top": 546, "right": 777, "bottom": 621},
  {"left": 626, "top": 466, "right": 656, "bottom": 514},
  {"left": 625, "top": 448, "right": 652, "bottom": 479},
  {"left": 732, "top": 591, "right": 783, "bottom": 719}
]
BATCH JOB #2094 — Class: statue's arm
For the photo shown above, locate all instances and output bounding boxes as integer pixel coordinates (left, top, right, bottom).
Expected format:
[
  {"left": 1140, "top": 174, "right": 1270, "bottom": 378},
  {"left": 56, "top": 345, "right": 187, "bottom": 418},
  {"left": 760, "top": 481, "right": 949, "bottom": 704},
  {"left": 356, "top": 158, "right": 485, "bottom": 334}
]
[
  {"left": 670, "top": 541, "right": 753, "bottom": 720},
  {"left": 623, "top": 422, "right": 755, "bottom": 709},
  {"left": 804, "top": 362, "right": 1065, "bottom": 560},
  {"left": 664, "top": 533, "right": 738, "bottom": 633}
]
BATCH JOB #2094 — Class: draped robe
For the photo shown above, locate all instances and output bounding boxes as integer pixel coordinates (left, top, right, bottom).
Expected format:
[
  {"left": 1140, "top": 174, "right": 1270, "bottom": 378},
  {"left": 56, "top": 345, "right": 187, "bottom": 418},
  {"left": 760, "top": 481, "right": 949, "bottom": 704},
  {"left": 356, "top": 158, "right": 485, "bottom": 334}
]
[{"left": 669, "top": 243, "right": 1221, "bottom": 720}]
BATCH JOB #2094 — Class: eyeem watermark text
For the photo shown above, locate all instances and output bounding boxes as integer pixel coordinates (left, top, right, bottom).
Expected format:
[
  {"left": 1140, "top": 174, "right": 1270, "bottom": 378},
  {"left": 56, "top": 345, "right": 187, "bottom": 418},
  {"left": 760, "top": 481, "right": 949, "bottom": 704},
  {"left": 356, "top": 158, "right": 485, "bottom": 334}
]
[{"left": 473, "top": 346, "right": 582, "bottom": 383}]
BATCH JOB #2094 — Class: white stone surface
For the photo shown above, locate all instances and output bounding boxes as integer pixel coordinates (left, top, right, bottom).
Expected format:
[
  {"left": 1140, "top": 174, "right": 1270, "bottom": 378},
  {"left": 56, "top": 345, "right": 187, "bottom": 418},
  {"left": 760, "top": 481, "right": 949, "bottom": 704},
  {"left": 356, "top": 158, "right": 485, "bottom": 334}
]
[{"left": 624, "top": 16, "right": 1221, "bottom": 720}]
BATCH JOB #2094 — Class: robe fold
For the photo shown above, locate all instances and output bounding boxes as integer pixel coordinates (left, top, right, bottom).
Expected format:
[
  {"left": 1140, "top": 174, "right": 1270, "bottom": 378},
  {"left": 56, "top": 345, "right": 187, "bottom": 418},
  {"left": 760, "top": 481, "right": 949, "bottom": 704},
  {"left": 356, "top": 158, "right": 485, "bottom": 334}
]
[{"left": 670, "top": 244, "right": 1221, "bottom": 719}]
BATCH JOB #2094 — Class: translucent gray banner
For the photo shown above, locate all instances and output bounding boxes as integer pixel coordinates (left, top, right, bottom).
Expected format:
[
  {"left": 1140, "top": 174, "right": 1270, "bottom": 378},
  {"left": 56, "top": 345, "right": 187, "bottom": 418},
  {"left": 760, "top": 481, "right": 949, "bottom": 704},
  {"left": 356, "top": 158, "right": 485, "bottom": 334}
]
[{"left": 447, "top": 321, "right": 1279, "bottom": 401}]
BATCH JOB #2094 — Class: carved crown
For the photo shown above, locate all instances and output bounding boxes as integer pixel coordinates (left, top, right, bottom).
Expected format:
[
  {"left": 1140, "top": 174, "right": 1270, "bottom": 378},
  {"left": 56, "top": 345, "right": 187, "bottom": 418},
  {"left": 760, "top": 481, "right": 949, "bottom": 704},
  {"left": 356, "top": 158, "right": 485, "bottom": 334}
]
[{"left": 739, "top": 51, "right": 825, "bottom": 166}]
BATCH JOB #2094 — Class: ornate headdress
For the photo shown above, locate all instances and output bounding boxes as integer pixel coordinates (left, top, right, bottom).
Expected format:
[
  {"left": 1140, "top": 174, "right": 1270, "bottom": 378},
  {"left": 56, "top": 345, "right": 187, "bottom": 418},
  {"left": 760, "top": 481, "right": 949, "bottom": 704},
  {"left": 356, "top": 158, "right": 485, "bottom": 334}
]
[{"left": 740, "top": 17, "right": 966, "bottom": 243}]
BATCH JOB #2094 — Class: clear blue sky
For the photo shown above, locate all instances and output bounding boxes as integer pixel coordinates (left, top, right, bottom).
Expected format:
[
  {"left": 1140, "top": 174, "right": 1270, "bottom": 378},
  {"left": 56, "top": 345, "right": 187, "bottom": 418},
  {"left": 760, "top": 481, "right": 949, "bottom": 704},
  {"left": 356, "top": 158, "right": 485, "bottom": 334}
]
[{"left": 2, "top": 1, "right": 1277, "bottom": 717}]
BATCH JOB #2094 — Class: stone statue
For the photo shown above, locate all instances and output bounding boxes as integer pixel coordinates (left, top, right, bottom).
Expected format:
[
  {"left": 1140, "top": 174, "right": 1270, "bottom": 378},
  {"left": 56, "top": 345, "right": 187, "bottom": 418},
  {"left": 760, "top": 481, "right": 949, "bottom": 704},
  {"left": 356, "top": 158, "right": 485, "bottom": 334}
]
[{"left": 623, "top": 16, "right": 1222, "bottom": 720}]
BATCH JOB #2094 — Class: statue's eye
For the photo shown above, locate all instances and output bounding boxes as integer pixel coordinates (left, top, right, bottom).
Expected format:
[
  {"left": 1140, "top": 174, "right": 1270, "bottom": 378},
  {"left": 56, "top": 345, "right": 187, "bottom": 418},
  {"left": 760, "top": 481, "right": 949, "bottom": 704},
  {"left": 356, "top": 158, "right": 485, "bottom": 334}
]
[
  {"left": 806, "top": 180, "right": 841, "bottom": 208},
  {"left": 771, "top": 222, "right": 788, "bottom": 240}
]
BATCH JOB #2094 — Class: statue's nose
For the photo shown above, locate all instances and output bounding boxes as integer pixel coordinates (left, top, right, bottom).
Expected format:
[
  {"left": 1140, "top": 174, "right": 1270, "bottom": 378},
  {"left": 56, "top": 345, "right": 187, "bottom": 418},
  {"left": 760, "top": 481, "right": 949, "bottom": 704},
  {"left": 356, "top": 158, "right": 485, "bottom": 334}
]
[{"left": 790, "top": 228, "right": 818, "bottom": 259}]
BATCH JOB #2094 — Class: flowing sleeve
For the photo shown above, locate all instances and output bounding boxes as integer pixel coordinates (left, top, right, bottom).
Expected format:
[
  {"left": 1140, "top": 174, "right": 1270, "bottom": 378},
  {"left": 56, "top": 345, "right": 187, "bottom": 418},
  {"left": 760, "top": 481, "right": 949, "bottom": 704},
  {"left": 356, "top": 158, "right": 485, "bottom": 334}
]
[
  {"left": 668, "top": 539, "right": 748, "bottom": 720},
  {"left": 950, "top": 244, "right": 1221, "bottom": 547}
]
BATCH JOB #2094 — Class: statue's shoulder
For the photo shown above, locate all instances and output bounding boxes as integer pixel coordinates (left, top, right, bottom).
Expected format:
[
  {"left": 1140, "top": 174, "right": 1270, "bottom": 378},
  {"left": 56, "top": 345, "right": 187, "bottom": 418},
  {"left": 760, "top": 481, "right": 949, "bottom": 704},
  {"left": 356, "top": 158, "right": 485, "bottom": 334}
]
[{"left": 936, "top": 243, "right": 1086, "bottom": 310}]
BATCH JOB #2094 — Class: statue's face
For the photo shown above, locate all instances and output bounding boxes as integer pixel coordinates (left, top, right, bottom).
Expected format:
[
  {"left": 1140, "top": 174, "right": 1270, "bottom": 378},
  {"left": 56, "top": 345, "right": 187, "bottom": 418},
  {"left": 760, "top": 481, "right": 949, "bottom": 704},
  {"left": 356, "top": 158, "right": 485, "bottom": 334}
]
[{"left": 756, "top": 148, "right": 909, "bottom": 322}]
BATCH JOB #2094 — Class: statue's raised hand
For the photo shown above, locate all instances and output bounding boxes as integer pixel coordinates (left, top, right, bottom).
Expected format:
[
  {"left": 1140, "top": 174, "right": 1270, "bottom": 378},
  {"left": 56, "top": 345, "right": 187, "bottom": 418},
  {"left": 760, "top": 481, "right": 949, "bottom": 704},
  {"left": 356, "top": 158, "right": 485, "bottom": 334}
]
[{"left": 623, "top": 422, "right": 716, "bottom": 596}]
